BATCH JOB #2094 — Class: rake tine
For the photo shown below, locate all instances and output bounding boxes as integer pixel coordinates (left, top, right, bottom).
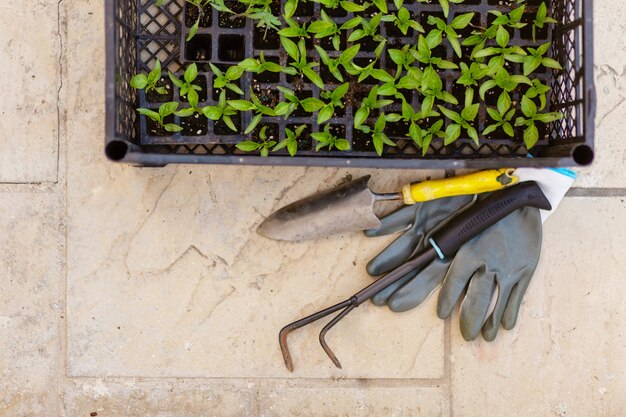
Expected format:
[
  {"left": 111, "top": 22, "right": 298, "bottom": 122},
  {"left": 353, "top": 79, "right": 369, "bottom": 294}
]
[
  {"left": 279, "top": 299, "right": 352, "bottom": 372},
  {"left": 319, "top": 303, "right": 356, "bottom": 369}
]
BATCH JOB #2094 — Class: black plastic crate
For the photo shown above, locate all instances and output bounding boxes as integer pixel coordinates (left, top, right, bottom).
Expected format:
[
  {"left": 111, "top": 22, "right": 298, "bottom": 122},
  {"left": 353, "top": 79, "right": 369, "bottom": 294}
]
[{"left": 105, "top": 0, "right": 595, "bottom": 168}]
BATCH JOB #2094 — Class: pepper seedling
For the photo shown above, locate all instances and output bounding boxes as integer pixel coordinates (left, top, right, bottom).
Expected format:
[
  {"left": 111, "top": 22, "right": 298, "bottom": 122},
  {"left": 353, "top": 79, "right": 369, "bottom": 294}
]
[
  {"left": 489, "top": 4, "right": 526, "bottom": 30},
  {"left": 209, "top": 63, "right": 245, "bottom": 95},
  {"left": 472, "top": 27, "right": 527, "bottom": 74},
  {"left": 513, "top": 42, "right": 562, "bottom": 76},
  {"left": 416, "top": 0, "right": 464, "bottom": 18},
  {"left": 315, "top": 45, "right": 359, "bottom": 82},
  {"left": 365, "top": 113, "right": 397, "bottom": 156},
  {"left": 457, "top": 62, "right": 490, "bottom": 90},
  {"left": 479, "top": 67, "right": 532, "bottom": 104},
  {"left": 236, "top": 125, "right": 276, "bottom": 156},
  {"left": 276, "top": 86, "right": 325, "bottom": 118},
  {"left": 354, "top": 86, "right": 394, "bottom": 128},
  {"left": 420, "top": 66, "right": 458, "bottom": 107},
  {"left": 348, "top": 13, "right": 387, "bottom": 59},
  {"left": 237, "top": 0, "right": 281, "bottom": 31},
  {"left": 169, "top": 63, "right": 203, "bottom": 105},
  {"left": 380, "top": 7, "right": 424, "bottom": 36},
  {"left": 515, "top": 96, "right": 563, "bottom": 149},
  {"left": 130, "top": 59, "right": 168, "bottom": 95},
  {"left": 274, "top": 124, "right": 307, "bottom": 156},
  {"left": 202, "top": 90, "right": 238, "bottom": 132},
  {"left": 307, "top": 10, "right": 361, "bottom": 51},
  {"left": 425, "top": 13, "right": 475, "bottom": 58},
  {"left": 413, "top": 35, "right": 458, "bottom": 70},
  {"left": 237, "top": 52, "right": 282, "bottom": 76},
  {"left": 532, "top": 2, "right": 557, "bottom": 42},
  {"left": 184, "top": 0, "right": 232, "bottom": 41},
  {"left": 137, "top": 102, "right": 183, "bottom": 133},
  {"left": 281, "top": 38, "right": 325, "bottom": 89},
  {"left": 438, "top": 89, "right": 480, "bottom": 145},
  {"left": 483, "top": 91, "right": 516, "bottom": 137},
  {"left": 525, "top": 79, "right": 551, "bottom": 111},
  {"left": 318, "top": 82, "right": 350, "bottom": 124},
  {"left": 228, "top": 88, "right": 289, "bottom": 134},
  {"left": 277, "top": 16, "right": 310, "bottom": 39},
  {"left": 311, "top": 125, "right": 350, "bottom": 151}
]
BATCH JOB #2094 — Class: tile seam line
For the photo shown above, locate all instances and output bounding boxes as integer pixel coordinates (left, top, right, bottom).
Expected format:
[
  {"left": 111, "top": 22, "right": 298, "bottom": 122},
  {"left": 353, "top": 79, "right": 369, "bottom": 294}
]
[
  {"left": 567, "top": 188, "right": 626, "bottom": 197},
  {"left": 64, "top": 375, "right": 448, "bottom": 385},
  {"left": 55, "top": 0, "right": 65, "bottom": 184}
]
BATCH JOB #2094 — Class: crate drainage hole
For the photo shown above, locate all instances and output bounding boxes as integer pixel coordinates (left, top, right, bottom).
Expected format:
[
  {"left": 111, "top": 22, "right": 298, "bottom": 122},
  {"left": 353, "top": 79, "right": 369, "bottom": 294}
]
[
  {"left": 186, "top": 34, "right": 212, "bottom": 61},
  {"left": 218, "top": 34, "right": 245, "bottom": 62}
]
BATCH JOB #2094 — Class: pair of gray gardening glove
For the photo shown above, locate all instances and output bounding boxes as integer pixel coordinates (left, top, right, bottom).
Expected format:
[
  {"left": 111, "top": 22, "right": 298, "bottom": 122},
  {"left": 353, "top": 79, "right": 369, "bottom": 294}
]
[{"left": 365, "top": 168, "right": 576, "bottom": 341}]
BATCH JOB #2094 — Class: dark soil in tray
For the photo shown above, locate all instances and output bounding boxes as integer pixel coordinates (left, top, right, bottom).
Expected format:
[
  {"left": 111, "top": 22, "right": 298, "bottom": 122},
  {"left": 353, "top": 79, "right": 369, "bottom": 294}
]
[
  {"left": 146, "top": 115, "right": 175, "bottom": 137},
  {"left": 352, "top": 129, "right": 375, "bottom": 152},
  {"left": 251, "top": 123, "right": 279, "bottom": 141},
  {"left": 219, "top": 2, "right": 247, "bottom": 28},
  {"left": 146, "top": 77, "right": 173, "bottom": 103},
  {"left": 185, "top": 4, "right": 212, "bottom": 28},
  {"left": 253, "top": 26, "right": 281, "bottom": 50},
  {"left": 180, "top": 113, "right": 208, "bottom": 136},
  {"left": 181, "top": 75, "right": 208, "bottom": 103},
  {"left": 214, "top": 113, "right": 242, "bottom": 135}
]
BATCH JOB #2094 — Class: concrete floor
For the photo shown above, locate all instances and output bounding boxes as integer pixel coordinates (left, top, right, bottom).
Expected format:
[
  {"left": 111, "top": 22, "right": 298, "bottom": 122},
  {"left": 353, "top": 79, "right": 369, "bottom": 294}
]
[{"left": 1, "top": 0, "right": 625, "bottom": 416}]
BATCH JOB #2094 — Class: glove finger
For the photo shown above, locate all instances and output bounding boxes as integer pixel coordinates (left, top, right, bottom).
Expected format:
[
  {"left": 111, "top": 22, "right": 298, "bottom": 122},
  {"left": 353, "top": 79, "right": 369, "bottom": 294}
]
[
  {"left": 437, "top": 254, "right": 481, "bottom": 319},
  {"left": 481, "top": 281, "right": 514, "bottom": 342},
  {"left": 501, "top": 268, "right": 536, "bottom": 330},
  {"left": 364, "top": 205, "right": 417, "bottom": 237},
  {"left": 387, "top": 258, "right": 450, "bottom": 312},
  {"left": 366, "top": 229, "right": 424, "bottom": 276},
  {"left": 370, "top": 269, "right": 419, "bottom": 306},
  {"left": 459, "top": 269, "right": 496, "bottom": 341}
]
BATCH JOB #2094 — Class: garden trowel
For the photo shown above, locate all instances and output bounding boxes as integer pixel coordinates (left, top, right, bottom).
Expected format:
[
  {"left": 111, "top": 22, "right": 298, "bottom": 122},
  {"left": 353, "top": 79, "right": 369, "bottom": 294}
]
[{"left": 257, "top": 169, "right": 518, "bottom": 241}]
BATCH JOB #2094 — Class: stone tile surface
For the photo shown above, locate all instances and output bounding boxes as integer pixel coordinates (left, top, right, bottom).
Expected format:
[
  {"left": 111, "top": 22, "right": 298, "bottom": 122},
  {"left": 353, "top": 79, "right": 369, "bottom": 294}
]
[
  {"left": 450, "top": 197, "right": 626, "bottom": 416},
  {"left": 0, "top": 0, "right": 61, "bottom": 183},
  {"left": 258, "top": 383, "right": 446, "bottom": 417},
  {"left": 574, "top": 0, "right": 626, "bottom": 188},
  {"left": 64, "top": 378, "right": 251, "bottom": 417},
  {"left": 0, "top": 191, "right": 63, "bottom": 416}
]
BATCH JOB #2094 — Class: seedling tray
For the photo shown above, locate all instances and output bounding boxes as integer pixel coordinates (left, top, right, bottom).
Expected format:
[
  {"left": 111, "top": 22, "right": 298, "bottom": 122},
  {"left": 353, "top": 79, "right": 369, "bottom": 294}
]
[{"left": 105, "top": 0, "right": 595, "bottom": 168}]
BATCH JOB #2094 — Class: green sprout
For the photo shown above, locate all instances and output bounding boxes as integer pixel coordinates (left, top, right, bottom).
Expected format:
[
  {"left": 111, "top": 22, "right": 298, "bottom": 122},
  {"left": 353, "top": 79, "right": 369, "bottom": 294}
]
[
  {"left": 532, "top": 2, "right": 558, "bottom": 42},
  {"left": 277, "top": 16, "right": 310, "bottom": 39},
  {"left": 354, "top": 86, "right": 394, "bottom": 128},
  {"left": 483, "top": 92, "right": 516, "bottom": 137},
  {"left": 312, "top": 125, "right": 350, "bottom": 151},
  {"left": 381, "top": 7, "right": 424, "bottom": 36},
  {"left": 515, "top": 96, "right": 563, "bottom": 149},
  {"left": 276, "top": 86, "right": 324, "bottom": 118},
  {"left": 367, "top": 113, "right": 397, "bottom": 156},
  {"left": 130, "top": 59, "right": 168, "bottom": 95},
  {"left": 274, "top": 124, "right": 307, "bottom": 156},
  {"left": 479, "top": 67, "right": 532, "bottom": 104},
  {"left": 348, "top": 13, "right": 387, "bottom": 58},
  {"left": 457, "top": 62, "right": 490, "bottom": 89},
  {"left": 417, "top": 0, "right": 465, "bottom": 18},
  {"left": 514, "top": 42, "right": 562, "bottom": 76},
  {"left": 169, "top": 63, "right": 203, "bottom": 104},
  {"left": 228, "top": 88, "right": 288, "bottom": 134},
  {"left": 202, "top": 90, "right": 238, "bottom": 132},
  {"left": 237, "top": 52, "right": 282, "bottom": 76},
  {"left": 315, "top": 45, "right": 360, "bottom": 82},
  {"left": 525, "top": 79, "right": 551, "bottom": 111},
  {"left": 413, "top": 35, "right": 458, "bottom": 70},
  {"left": 318, "top": 82, "right": 350, "bottom": 124},
  {"left": 137, "top": 102, "right": 183, "bottom": 133},
  {"left": 236, "top": 125, "right": 276, "bottom": 156},
  {"left": 438, "top": 89, "right": 480, "bottom": 145},
  {"left": 307, "top": 11, "right": 361, "bottom": 51},
  {"left": 209, "top": 63, "right": 245, "bottom": 95},
  {"left": 426, "top": 13, "right": 475, "bottom": 58},
  {"left": 281, "top": 38, "right": 325, "bottom": 89},
  {"left": 489, "top": 4, "right": 526, "bottom": 30},
  {"left": 184, "top": 0, "right": 232, "bottom": 41}
]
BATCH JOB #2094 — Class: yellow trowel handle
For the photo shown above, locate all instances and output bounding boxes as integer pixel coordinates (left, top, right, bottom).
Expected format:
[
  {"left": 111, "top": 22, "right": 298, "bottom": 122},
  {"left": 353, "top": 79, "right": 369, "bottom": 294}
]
[{"left": 401, "top": 169, "right": 518, "bottom": 204}]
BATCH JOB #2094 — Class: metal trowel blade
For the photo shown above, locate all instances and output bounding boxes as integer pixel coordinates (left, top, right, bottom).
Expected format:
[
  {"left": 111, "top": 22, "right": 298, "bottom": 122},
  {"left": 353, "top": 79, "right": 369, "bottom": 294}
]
[{"left": 257, "top": 175, "right": 382, "bottom": 241}]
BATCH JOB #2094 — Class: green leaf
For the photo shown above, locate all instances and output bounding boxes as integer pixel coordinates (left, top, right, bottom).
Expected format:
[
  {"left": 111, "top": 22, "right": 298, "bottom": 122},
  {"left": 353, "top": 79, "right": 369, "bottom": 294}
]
[
  {"left": 521, "top": 96, "right": 537, "bottom": 118},
  {"left": 184, "top": 63, "right": 198, "bottom": 83},
  {"left": 479, "top": 80, "right": 497, "bottom": 100},
  {"left": 535, "top": 112, "right": 563, "bottom": 123},
  {"left": 482, "top": 124, "right": 498, "bottom": 136},
  {"left": 444, "top": 123, "right": 461, "bottom": 145},
  {"left": 244, "top": 114, "right": 263, "bottom": 134},
  {"left": 502, "top": 122, "right": 514, "bottom": 137},
  {"left": 236, "top": 141, "right": 260, "bottom": 152},
  {"left": 438, "top": 106, "right": 463, "bottom": 124},
  {"left": 186, "top": 18, "right": 199, "bottom": 41},
  {"left": 450, "top": 12, "right": 474, "bottom": 29},
  {"left": 523, "top": 124, "right": 539, "bottom": 148},
  {"left": 496, "top": 25, "right": 510, "bottom": 48},
  {"left": 175, "top": 107, "right": 196, "bottom": 118},
  {"left": 302, "top": 67, "right": 324, "bottom": 89},
  {"left": 447, "top": 34, "right": 462, "bottom": 58},
  {"left": 228, "top": 100, "right": 256, "bottom": 111},
  {"left": 524, "top": 56, "right": 543, "bottom": 76},
  {"left": 202, "top": 106, "right": 223, "bottom": 120},
  {"left": 284, "top": 0, "right": 297, "bottom": 18},
  {"left": 281, "top": 37, "right": 300, "bottom": 61},
  {"left": 168, "top": 72, "right": 184, "bottom": 88},
  {"left": 300, "top": 98, "right": 325, "bottom": 112},
  {"left": 348, "top": 29, "right": 366, "bottom": 42},
  {"left": 130, "top": 74, "right": 148, "bottom": 89},
  {"left": 497, "top": 91, "right": 511, "bottom": 115},
  {"left": 317, "top": 105, "right": 335, "bottom": 124},
  {"left": 439, "top": 0, "right": 449, "bottom": 17},
  {"left": 542, "top": 57, "right": 563, "bottom": 70},
  {"left": 467, "top": 126, "right": 479, "bottom": 145},
  {"left": 461, "top": 103, "right": 480, "bottom": 121},
  {"left": 159, "top": 102, "right": 179, "bottom": 117},
  {"left": 335, "top": 139, "right": 350, "bottom": 151},
  {"left": 137, "top": 108, "right": 160, "bottom": 122},
  {"left": 164, "top": 123, "right": 183, "bottom": 132},
  {"left": 354, "top": 107, "right": 369, "bottom": 127},
  {"left": 372, "top": 0, "right": 388, "bottom": 13}
]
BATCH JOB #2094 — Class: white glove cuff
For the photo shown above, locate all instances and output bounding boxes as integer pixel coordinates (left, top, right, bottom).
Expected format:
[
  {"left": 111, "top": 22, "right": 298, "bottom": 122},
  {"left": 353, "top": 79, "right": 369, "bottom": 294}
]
[{"left": 514, "top": 168, "right": 576, "bottom": 223}]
